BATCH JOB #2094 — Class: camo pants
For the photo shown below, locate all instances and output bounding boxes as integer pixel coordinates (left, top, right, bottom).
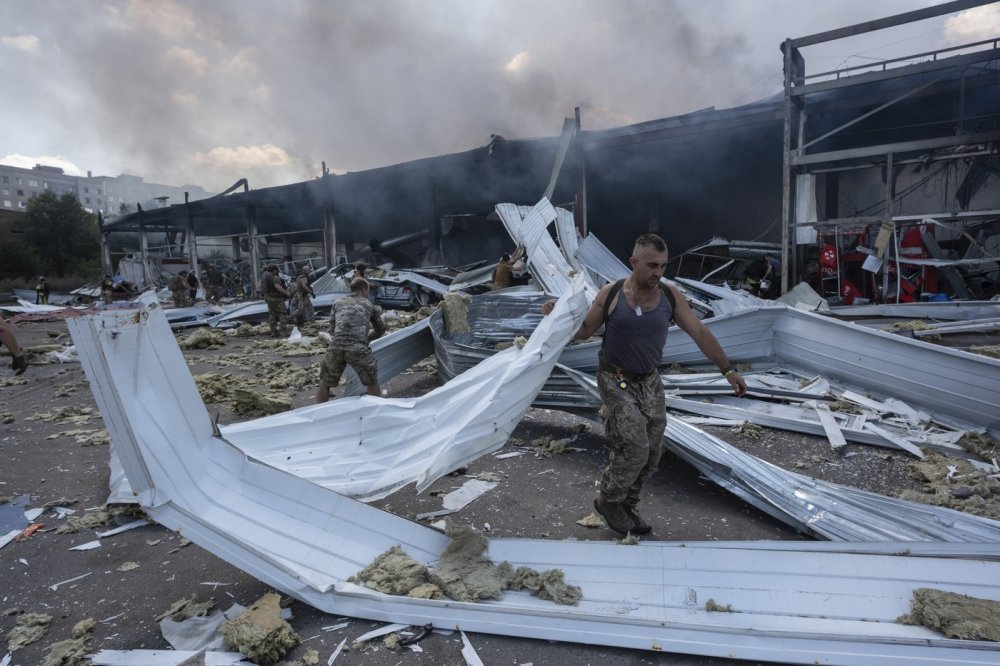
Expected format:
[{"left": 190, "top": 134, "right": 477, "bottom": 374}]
[
  {"left": 597, "top": 368, "right": 666, "bottom": 504},
  {"left": 295, "top": 295, "right": 314, "bottom": 322},
  {"left": 265, "top": 296, "right": 288, "bottom": 333},
  {"left": 319, "top": 347, "right": 378, "bottom": 388}
]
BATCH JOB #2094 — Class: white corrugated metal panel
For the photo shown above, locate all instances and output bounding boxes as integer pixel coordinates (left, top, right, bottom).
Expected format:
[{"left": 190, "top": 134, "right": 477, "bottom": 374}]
[
  {"left": 68, "top": 300, "right": 1000, "bottom": 665},
  {"left": 221, "top": 279, "right": 589, "bottom": 500},
  {"left": 575, "top": 233, "right": 631, "bottom": 283},
  {"left": 557, "top": 364, "right": 1000, "bottom": 543},
  {"left": 495, "top": 199, "right": 598, "bottom": 300}
]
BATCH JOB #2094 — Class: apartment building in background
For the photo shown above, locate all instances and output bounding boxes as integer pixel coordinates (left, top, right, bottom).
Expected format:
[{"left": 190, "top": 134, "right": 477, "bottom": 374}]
[{"left": 0, "top": 163, "right": 212, "bottom": 217}]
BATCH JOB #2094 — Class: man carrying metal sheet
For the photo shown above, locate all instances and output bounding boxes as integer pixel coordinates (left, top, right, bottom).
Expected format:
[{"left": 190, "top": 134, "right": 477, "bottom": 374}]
[
  {"left": 544, "top": 233, "right": 747, "bottom": 535},
  {"left": 316, "top": 277, "right": 386, "bottom": 401}
]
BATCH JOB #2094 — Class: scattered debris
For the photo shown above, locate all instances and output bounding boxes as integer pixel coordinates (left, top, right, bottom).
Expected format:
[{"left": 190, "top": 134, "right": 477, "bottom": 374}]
[
  {"left": 43, "top": 498, "right": 79, "bottom": 510},
  {"left": 705, "top": 599, "right": 734, "bottom": 613},
  {"left": 231, "top": 389, "right": 291, "bottom": 417},
  {"left": 40, "top": 617, "right": 94, "bottom": 666},
  {"left": 474, "top": 472, "right": 503, "bottom": 482},
  {"left": 382, "top": 633, "right": 402, "bottom": 651},
  {"left": 168, "top": 537, "right": 193, "bottom": 554},
  {"left": 355, "top": 522, "right": 581, "bottom": 606},
  {"left": 155, "top": 596, "right": 217, "bottom": 622},
  {"left": 441, "top": 292, "right": 471, "bottom": 334},
  {"left": 117, "top": 561, "right": 140, "bottom": 572},
  {"left": 55, "top": 509, "right": 111, "bottom": 534},
  {"left": 68, "top": 540, "right": 101, "bottom": 551},
  {"left": 618, "top": 534, "right": 639, "bottom": 545},
  {"left": 441, "top": 479, "right": 498, "bottom": 512},
  {"left": 96, "top": 518, "right": 149, "bottom": 537},
  {"left": 6, "top": 612, "right": 52, "bottom": 651},
  {"left": 898, "top": 588, "right": 1000, "bottom": 641},
  {"left": 532, "top": 435, "right": 569, "bottom": 457},
  {"left": 576, "top": 513, "right": 604, "bottom": 528},
  {"left": 969, "top": 344, "right": 1000, "bottom": 360},
  {"left": 958, "top": 432, "right": 1000, "bottom": 460},
  {"left": 220, "top": 592, "right": 300, "bottom": 664},
  {"left": 898, "top": 451, "right": 999, "bottom": 519},
  {"left": 730, "top": 421, "right": 764, "bottom": 438},
  {"left": 178, "top": 328, "right": 228, "bottom": 350},
  {"left": 25, "top": 406, "right": 97, "bottom": 426},
  {"left": 194, "top": 373, "right": 236, "bottom": 403},
  {"left": 48, "top": 572, "right": 92, "bottom": 591},
  {"left": 460, "top": 630, "right": 484, "bottom": 666}
]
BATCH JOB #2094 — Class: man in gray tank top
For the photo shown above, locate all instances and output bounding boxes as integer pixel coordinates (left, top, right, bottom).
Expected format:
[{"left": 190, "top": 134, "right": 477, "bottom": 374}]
[{"left": 544, "top": 233, "right": 747, "bottom": 535}]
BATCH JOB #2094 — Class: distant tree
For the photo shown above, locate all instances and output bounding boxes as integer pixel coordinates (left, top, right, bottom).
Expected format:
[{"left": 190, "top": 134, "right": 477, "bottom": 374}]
[
  {"left": 22, "top": 191, "right": 100, "bottom": 277},
  {"left": 0, "top": 239, "right": 42, "bottom": 280}
]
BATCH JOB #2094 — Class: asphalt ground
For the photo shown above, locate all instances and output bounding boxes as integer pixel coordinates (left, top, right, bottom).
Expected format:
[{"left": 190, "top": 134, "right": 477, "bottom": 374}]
[{"left": 0, "top": 316, "right": 926, "bottom": 666}]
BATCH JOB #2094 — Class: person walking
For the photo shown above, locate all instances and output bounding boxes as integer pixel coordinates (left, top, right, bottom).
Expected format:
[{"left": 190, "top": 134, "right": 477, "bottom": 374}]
[{"left": 543, "top": 233, "right": 747, "bottom": 536}]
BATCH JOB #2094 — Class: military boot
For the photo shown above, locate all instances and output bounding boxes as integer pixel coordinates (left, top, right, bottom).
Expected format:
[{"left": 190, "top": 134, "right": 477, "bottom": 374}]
[
  {"left": 593, "top": 495, "right": 634, "bottom": 535},
  {"left": 623, "top": 501, "right": 652, "bottom": 535},
  {"left": 11, "top": 354, "right": 28, "bottom": 376}
]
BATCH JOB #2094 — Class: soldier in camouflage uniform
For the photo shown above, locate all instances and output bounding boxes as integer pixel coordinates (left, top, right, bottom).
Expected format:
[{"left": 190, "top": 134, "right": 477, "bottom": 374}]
[
  {"left": 169, "top": 272, "right": 188, "bottom": 308},
  {"left": 316, "top": 277, "right": 386, "bottom": 402},
  {"left": 261, "top": 263, "right": 291, "bottom": 337},
  {"left": 293, "top": 268, "right": 315, "bottom": 326},
  {"left": 542, "top": 233, "right": 747, "bottom": 536}
]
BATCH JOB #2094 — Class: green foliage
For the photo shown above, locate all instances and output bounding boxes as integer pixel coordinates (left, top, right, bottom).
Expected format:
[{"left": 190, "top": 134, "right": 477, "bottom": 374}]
[
  {"left": 0, "top": 239, "right": 42, "bottom": 279},
  {"left": 22, "top": 191, "right": 100, "bottom": 278}
]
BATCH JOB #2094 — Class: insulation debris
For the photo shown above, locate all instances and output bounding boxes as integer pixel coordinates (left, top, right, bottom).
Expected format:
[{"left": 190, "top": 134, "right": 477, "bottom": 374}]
[
  {"left": 231, "top": 389, "right": 291, "bottom": 417},
  {"left": 6, "top": 612, "right": 52, "bottom": 651},
  {"left": 885, "top": 320, "right": 940, "bottom": 340},
  {"left": 117, "top": 561, "right": 139, "bottom": 572},
  {"left": 194, "top": 373, "right": 234, "bottom": 404},
  {"left": 959, "top": 432, "right": 1000, "bottom": 460},
  {"left": 705, "top": 599, "right": 734, "bottom": 612},
  {"left": 155, "top": 596, "right": 217, "bottom": 623},
  {"left": 576, "top": 513, "right": 604, "bottom": 528},
  {"left": 47, "top": 428, "right": 109, "bottom": 446},
  {"left": 730, "top": 421, "right": 764, "bottom": 438},
  {"left": 25, "top": 406, "right": 97, "bottom": 426},
  {"left": 354, "top": 546, "right": 443, "bottom": 599},
  {"left": 969, "top": 344, "right": 1000, "bottom": 360},
  {"left": 220, "top": 592, "right": 299, "bottom": 664},
  {"left": 38, "top": 617, "right": 95, "bottom": 666},
  {"left": 899, "top": 588, "right": 1000, "bottom": 641},
  {"left": 474, "top": 472, "right": 503, "bottom": 483},
  {"left": 898, "top": 451, "right": 1000, "bottom": 519},
  {"left": 382, "top": 633, "right": 402, "bottom": 651},
  {"left": 532, "top": 435, "right": 570, "bottom": 457},
  {"left": 1, "top": 410, "right": 14, "bottom": 424},
  {"left": 55, "top": 509, "right": 111, "bottom": 534},
  {"left": 441, "top": 292, "right": 471, "bottom": 334},
  {"left": 43, "top": 498, "right": 78, "bottom": 510},
  {"left": 178, "top": 328, "right": 228, "bottom": 349},
  {"left": 356, "top": 523, "right": 581, "bottom": 606},
  {"left": 618, "top": 534, "right": 639, "bottom": 545}
]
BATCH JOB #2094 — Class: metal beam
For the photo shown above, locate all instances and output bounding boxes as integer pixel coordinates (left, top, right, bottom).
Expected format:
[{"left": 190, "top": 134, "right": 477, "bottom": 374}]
[
  {"left": 800, "top": 74, "right": 948, "bottom": 151},
  {"left": 792, "top": 208, "right": 1000, "bottom": 228},
  {"left": 791, "top": 47, "right": 999, "bottom": 97},
  {"left": 790, "top": 129, "right": 1000, "bottom": 167},
  {"left": 789, "top": 0, "right": 997, "bottom": 48}
]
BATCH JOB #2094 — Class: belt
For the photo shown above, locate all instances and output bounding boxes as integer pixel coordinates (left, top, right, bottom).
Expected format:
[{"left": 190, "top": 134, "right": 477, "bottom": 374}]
[{"left": 598, "top": 357, "right": 655, "bottom": 382}]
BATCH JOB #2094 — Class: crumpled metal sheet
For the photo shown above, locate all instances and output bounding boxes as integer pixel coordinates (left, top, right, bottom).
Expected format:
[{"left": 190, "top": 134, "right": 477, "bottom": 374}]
[
  {"left": 67, "top": 295, "right": 1000, "bottom": 665},
  {"left": 574, "top": 233, "right": 631, "bottom": 283},
  {"left": 215, "top": 276, "right": 590, "bottom": 500}
]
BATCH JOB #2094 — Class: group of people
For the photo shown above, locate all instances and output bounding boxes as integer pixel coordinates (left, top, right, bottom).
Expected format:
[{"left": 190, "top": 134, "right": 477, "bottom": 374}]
[{"left": 260, "top": 263, "right": 317, "bottom": 336}]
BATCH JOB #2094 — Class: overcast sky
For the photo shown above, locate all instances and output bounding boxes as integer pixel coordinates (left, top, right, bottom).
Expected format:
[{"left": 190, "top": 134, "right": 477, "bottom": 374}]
[{"left": 1, "top": 0, "right": 998, "bottom": 192}]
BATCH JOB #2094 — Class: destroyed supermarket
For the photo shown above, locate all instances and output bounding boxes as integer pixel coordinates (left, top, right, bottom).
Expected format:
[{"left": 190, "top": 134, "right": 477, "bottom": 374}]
[{"left": 2, "top": 3, "right": 1000, "bottom": 666}]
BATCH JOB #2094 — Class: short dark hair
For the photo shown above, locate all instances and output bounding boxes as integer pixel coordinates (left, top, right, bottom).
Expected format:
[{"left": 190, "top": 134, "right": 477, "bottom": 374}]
[
  {"left": 633, "top": 233, "right": 667, "bottom": 255},
  {"left": 350, "top": 277, "right": 369, "bottom": 294}
]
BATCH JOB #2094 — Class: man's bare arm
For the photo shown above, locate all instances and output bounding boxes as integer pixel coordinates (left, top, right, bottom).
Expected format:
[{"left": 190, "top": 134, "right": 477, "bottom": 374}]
[
  {"left": 669, "top": 285, "right": 747, "bottom": 396},
  {"left": 540, "top": 283, "right": 612, "bottom": 340}
]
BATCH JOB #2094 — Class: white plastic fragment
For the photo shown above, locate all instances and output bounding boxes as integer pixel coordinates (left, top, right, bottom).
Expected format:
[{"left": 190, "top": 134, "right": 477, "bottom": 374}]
[
  {"left": 441, "top": 479, "right": 497, "bottom": 511},
  {"left": 407, "top": 643, "right": 424, "bottom": 652},
  {"left": 0, "top": 653, "right": 10, "bottom": 666},
  {"left": 354, "top": 623, "right": 409, "bottom": 643},
  {"left": 69, "top": 540, "right": 102, "bottom": 551},
  {"left": 96, "top": 519, "right": 149, "bottom": 537},
  {"left": 50, "top": 571, "right": 92, "bottom": 590},
  {"left": 87, "top": 649, "right": 250, "bottom": 664},
  {"left": 17, "top": 558, "right": 27, "bottom": 566},
  {"left": 814, "top": 403, "right": 847, "bottom": 449},
  {"left": 53, "top": 507, "right": 77, "bottom": 518},
  {"left": 863, "top": 422, "right": 925, "bottom": 458},
  {"left": 493, "top": 451, "right": 526, "bottom": 459},
  {"left": 0, "top": 529, "right": 20, "bottom": 552},
  {"left": 460, "top": 630, "right": 485, "bottom": 666},
  {"left": 322, "top": 622, "right": 350, "bottom": 632},
  {"left": 24, "top": 508, "right": 44, "bottom": 522},
  {"left": 327, "top": 638, "right": 347, "bottom": 665}
]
